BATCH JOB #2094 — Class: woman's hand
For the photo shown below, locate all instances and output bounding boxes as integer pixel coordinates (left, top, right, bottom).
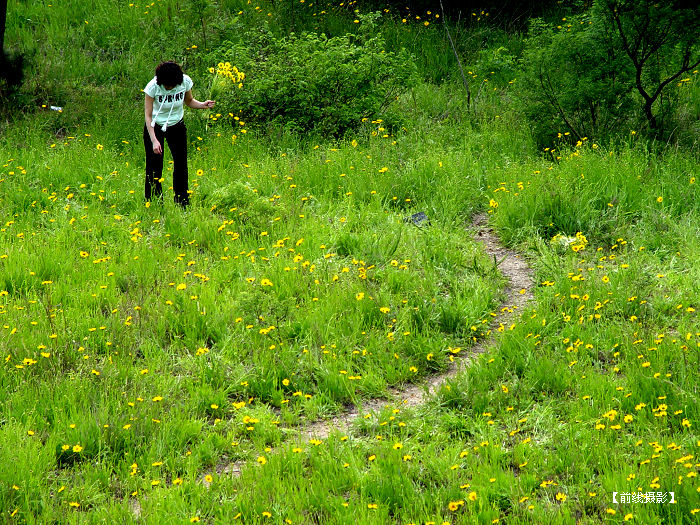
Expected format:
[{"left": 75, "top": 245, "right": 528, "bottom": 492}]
[
  {"left": 184, "top": 91, "right": 215, "bottom": 110},
  {"left": 152, "top": 139, "right": 163, "bottom": 155}
]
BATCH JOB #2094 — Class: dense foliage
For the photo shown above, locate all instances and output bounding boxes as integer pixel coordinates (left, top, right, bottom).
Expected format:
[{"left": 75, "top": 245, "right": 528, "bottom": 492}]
[
  {"left": 516, "top": 14, "right": 635, "bottom": 146},
  {"left": 516, "top": 0, "right": 700, "bottom": 145},
  {"left": 209, "top": 13, "right": 418, "bottom": 136},
  {"left": 595, "top": 0, "right": 700, "bottom": 134}
]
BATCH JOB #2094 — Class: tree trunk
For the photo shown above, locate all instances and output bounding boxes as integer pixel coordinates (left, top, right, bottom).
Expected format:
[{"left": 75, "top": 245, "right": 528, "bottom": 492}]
[{"left": 644, "top": 100, "right": 658, "bottom": 132}]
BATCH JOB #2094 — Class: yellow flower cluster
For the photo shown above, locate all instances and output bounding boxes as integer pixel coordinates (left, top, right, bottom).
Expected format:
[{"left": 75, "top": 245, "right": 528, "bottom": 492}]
[{"left": 209, "top": 62, "right": 245, "bottom": 89}]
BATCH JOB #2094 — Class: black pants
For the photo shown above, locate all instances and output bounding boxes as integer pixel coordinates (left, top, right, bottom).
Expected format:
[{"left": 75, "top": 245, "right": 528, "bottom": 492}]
[{"left": 143, "top": 120, "right": 189, "bottom": 207}]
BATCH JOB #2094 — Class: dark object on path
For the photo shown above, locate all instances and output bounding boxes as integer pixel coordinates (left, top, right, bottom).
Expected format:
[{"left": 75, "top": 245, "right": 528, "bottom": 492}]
[{"left": 404, "top": 212, "right": 430, "bottom": 227}]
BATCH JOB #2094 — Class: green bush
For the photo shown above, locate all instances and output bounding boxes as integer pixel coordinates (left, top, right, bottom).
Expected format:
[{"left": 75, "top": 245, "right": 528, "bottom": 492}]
[
  {"left": 592, "top": 0, "right": 700, "bottom": 141},
  {"left": 209, "top": 13, "right": 418, "bottom": 136},
  {"left": 516, "top": 15, "right": 635, "bottom": 146}
]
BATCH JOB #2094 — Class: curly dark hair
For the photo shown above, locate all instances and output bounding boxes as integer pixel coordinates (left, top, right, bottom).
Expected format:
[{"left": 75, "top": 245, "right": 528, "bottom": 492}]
[{"left": 155, "top": 61, "right": 184, "bottom": 87}]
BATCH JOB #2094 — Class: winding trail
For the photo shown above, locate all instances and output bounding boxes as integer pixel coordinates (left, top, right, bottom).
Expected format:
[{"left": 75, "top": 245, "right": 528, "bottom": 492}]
[
  {"left": 216, "top": 213, "right": 535, "bottom": 480},
  {"left": 296, "top": 212, "right": 535, "bottom": 441}
]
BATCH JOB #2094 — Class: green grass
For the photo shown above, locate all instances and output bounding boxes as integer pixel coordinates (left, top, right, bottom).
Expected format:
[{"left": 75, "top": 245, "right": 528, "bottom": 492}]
[{"left": 1, "top": 0, "right": 699, "bottom": 523}]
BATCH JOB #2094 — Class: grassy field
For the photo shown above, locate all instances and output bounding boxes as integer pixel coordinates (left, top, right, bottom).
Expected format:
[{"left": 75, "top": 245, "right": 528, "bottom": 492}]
[{"left": 1, "top": 1, "right": 699, "bottom": 523}]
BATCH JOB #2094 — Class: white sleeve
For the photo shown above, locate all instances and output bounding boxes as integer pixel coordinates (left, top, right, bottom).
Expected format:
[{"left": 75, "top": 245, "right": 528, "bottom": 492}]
[{"left": 144, "top": 77, "right": 158, "bottom": 98}]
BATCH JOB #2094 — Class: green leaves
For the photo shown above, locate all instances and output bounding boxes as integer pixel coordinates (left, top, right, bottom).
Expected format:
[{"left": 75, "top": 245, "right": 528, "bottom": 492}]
[
  {"left": 595, "top": 0, "right": 700, "bottom": 134},
  {"left": 517, "top": 2, "right": 700, "bottom": 145},
  {"left": 210, "top": 14, "right": 418, "bottom": 136},
  {"left": 516, "top": 14, "right": 635, "bottom": 146}
]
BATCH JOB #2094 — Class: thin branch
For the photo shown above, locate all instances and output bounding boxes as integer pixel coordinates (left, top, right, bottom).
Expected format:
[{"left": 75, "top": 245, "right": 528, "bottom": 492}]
[
  {"left": 612, "top": 11, "right": 637, "bottom": 69},
  {"left": 538, "top": 66, "right": 582, "bottom": 141},
  {"left": 650, "top": 53, "right": 700, "bottom": 104},
  {"left": 439, "top": 0, "right": 470, "bottom": 107},
  {"left": 631, "top": 12, "right": 650, "bottom": 59}
]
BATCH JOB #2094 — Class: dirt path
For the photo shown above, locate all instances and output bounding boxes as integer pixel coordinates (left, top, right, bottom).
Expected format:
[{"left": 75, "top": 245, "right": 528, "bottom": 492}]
[
  {"left": 201, "top": 213, "right": 535, "bottom": 485},
  {"left": 296, "top": 212, "right": 535, "bottom": 441}
]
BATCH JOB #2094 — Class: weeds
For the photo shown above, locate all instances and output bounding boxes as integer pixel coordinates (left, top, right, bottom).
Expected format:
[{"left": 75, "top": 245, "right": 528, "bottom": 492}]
[{"left": 0, "top": 1, "right": 698, "bottom": 523}]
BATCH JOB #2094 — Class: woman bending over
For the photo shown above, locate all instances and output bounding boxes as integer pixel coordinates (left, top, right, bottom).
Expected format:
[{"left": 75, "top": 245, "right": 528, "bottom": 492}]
[{"left": 143, "top": 61, "right": 214, "bottom": 207}]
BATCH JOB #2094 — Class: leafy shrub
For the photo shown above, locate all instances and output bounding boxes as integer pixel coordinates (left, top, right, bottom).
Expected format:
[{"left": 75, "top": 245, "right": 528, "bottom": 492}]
[
  {"left": 516, "top": 15, "right": 635, "bottom": 146},
  {"left": 209, "top": 13, "right": 418, "bottom": 136},
  {"left": 474, "top": 45, "right": 518, "bottom": 86},
  {"left": 593, "top": 0, "right": 700, "bottom": 141}
]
